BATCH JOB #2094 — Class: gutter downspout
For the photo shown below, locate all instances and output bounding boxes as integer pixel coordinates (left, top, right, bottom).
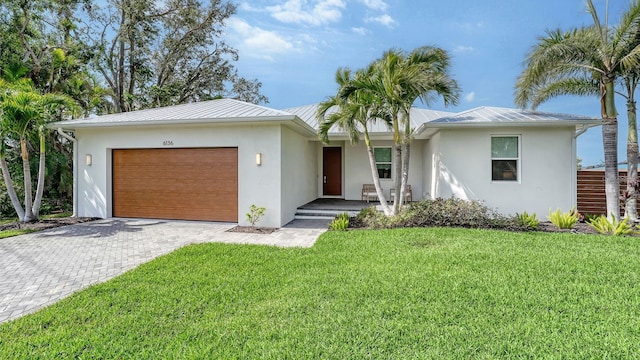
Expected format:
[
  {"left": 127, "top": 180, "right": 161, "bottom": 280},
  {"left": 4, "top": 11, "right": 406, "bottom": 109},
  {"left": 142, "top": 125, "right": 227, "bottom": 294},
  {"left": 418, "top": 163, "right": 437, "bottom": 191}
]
[
  {"left": 572, "top": 124, "right": 597, "bottom": 209},
  {"left": 57, "top": 128, "right": 77, "bottom": 217}
]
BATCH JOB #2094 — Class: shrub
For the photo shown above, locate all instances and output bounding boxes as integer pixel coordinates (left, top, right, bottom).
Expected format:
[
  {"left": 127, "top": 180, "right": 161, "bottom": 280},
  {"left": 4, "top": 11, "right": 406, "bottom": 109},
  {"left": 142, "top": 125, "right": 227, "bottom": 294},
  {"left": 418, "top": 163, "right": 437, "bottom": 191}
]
[
  {"left": 353, "top": 206, "right": 385, "bottom": 228},
  {"left": 588, "top": 214, "right": 634, "bottom": 236},
  {"left": 356, "top": 198, "right": 522, "bottom": 231},
  {"left": 329, "top": 213, "right": 350, "bottom": 231},
  {"left": 246, "top": 205, "right": 266, "bottom": 227},
  {"left": 582, "top": 213, "right": 599, "bottom": 224},
  {"left": 547, "top": 208, "right": 578, "bottom": 229},
  {"left": 516, "top": 211, "right": 539, "bottom": 230}
]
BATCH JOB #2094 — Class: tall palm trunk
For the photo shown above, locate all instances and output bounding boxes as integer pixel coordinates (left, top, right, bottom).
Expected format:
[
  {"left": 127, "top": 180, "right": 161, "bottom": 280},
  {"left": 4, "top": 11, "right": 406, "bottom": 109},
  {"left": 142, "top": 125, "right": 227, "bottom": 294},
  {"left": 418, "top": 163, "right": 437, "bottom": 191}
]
[
  {"left": 392, "top": 144, "right": 402, "bottom": 214},
  {"left": 32, "top": 128, "right": 46, "bottom": 218},
  {"left": 366, "top": 142, "right": 393, "bottom": 216},
  {"left": 21, "top": 138, "right": 35, "bottom": 222},
  {"left": 626, "top": 98, "right": 638, "bottom": 221},
  {"left": 399, "top": 118, "right": 411, "bottom": 206},
  {"left": 0, "top": 157, "right": 25, "bottom": 221},
  {"left": 602, "top": 79, "right": 620, "bottom": 219}
]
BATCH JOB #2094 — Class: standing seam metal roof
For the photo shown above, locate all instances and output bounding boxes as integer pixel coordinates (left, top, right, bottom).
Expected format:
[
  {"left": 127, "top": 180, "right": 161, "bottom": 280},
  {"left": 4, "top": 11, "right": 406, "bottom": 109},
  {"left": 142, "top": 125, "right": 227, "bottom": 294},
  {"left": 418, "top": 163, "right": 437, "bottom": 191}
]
[
  {"left": 53, "top": 98, "right": 294, "bottom": 127},
  {"left": 282, "top": 104, "right": 456, "bottom": 133},
  {"left": 430, "top": 106, "right": 600, "bottom": 124},
  {"left": 51, "top": 100, "right": 600, "bottom": 132}
]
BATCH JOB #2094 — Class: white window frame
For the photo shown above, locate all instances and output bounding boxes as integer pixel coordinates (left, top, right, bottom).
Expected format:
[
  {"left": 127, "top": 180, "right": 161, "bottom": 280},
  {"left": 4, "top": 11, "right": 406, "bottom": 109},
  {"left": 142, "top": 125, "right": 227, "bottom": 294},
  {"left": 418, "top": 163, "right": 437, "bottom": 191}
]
[
  {"left": 373, "top": 146, "right": 393, "bottom": 180},
  {"left": 491, "top": 135, "right": 521, "bottom": 182}
]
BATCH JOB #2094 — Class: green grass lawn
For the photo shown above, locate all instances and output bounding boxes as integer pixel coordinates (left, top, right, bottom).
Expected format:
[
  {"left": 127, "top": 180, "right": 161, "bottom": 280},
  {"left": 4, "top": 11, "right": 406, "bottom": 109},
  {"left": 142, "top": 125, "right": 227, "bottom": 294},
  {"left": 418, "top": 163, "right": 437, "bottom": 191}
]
[
  {"left": 1, "top": 228, "right": 639, "bottom": 358},
  {"left": 0, "top": 212, "right": 74, "bottom": 239},
  {"left": 0, "top": 229, "right": 38, "bottom": 239}
]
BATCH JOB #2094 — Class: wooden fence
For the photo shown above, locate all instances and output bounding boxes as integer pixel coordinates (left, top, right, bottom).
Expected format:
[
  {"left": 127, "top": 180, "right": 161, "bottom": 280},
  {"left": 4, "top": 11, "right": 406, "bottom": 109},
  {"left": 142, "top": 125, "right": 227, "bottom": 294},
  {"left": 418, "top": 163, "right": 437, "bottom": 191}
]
[{"left": 577, "top": 170, "right": 635, "bottom": 215}]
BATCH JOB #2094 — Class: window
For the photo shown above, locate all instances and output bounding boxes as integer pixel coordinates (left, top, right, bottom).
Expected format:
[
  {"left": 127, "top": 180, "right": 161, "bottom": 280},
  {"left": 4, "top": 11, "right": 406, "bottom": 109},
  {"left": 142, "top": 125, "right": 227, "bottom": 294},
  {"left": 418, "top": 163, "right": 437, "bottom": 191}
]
[
  {"left": 491, "top": 136, "right": 519, "bottom": 181},
  {"left": 374, "top": 147, "right": 392, "bottom": 179}
]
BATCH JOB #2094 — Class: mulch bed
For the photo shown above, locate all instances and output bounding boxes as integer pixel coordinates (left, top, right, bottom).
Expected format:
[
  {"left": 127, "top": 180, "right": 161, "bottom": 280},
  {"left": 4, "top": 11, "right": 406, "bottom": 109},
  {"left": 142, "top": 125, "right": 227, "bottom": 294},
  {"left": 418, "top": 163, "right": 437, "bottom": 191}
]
[
  {"left": 0, "top": 217, "right": 628, "bottom": 237},
  {"left": 537, "top": 221, "right": 601, "bottom": 235},
  {"left": 226, "top": 226, "right": 279, "bottom": 234},
  {"left": 0, "top": 217, "right": 99, "bottom": 232}
]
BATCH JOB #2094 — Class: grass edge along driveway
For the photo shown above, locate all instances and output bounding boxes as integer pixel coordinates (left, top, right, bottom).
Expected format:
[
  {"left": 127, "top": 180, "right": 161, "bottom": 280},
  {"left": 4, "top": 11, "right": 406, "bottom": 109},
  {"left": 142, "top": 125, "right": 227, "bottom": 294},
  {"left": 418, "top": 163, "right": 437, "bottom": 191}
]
[{"left": 1, "top": 227, "right": 639, "bottom": 358}]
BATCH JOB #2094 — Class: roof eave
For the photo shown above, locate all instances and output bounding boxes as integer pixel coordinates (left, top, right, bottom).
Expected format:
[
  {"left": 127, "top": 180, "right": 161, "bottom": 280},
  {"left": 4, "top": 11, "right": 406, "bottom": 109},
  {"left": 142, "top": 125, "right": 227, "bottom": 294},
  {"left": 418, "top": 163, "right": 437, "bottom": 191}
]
[
  {"left": 425, "top": 119, "right": 602, "bottom": 129},
  {"left": 49, "top": 115, "right": 299, "bottom": 130}
]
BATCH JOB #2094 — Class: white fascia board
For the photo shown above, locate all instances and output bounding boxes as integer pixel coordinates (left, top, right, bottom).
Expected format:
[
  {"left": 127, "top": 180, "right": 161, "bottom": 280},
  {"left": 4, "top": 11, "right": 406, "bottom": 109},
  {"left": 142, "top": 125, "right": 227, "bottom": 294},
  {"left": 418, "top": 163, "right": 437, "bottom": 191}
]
[
  {"left": 418, "top": 119, "right": 602, "bottom": 130},
  {"left": 48, "top": 115, "right": 298, "bottom": 129}
]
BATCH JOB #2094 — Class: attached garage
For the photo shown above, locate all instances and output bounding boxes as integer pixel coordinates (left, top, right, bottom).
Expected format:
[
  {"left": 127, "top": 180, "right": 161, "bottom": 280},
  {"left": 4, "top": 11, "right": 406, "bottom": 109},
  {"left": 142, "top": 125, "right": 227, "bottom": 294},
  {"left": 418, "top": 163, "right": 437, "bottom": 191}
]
[
  {"left": 112, "top": 148, "right": 238, "bottom": 222},
  {"left": 51, "top": 99, "right": 319, "bottom": 227}
]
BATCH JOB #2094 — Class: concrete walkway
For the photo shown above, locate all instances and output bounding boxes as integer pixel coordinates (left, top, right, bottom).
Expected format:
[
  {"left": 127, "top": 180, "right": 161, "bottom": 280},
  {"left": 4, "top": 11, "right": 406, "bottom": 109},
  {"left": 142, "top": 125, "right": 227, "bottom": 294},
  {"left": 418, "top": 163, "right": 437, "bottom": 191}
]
[{"left": 0, "top": 218, "right": 327, "bottom": 324}]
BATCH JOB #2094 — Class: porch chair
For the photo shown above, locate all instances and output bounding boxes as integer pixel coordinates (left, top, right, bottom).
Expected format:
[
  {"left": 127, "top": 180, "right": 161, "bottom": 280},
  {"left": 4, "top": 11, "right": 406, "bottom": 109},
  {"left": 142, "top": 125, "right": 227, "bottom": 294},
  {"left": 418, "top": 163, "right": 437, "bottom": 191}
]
[
  {"left": 361, "top": 184, "right": 379, "bottom": 202},
  {"left": 390, "top": 185, "right": 413, "bottom": 203}
]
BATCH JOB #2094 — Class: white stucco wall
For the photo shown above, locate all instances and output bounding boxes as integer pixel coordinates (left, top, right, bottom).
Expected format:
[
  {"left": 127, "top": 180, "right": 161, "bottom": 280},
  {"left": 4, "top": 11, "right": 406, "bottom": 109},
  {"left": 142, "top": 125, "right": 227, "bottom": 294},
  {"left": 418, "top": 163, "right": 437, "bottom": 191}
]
[
  {"left": 423, "top": 132, "right": 440, "bottom": 199},
  {"left": 281, "top": 126, "right": 318, "bottom": 225},
  {"left": 341, "top": 140, "right": 425, "bottom": 201},
  {"left": 428, "top": 127, "right": 576, "bottom": 216},
  {"left": 74, "top": 123, "right": 286, "bottom": 227}
]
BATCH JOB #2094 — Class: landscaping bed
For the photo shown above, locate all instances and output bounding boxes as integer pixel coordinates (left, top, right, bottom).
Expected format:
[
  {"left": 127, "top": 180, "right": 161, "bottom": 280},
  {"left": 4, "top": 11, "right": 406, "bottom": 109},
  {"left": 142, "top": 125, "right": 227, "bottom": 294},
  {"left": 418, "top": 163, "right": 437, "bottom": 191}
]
[
  {"left": 0, "top": 216, "right": 98, "bottom": 233},
  {"left": 226, "top": 225, "right": 278, "bottom": 234}
]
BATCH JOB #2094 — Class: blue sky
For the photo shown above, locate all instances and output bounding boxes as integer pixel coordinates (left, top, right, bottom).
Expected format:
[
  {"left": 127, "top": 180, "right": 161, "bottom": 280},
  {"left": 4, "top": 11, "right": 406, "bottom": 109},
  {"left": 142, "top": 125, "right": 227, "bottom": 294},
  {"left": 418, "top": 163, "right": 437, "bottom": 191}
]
[{"left": 224, "top": 0, "right": 631, "bottom": 167}]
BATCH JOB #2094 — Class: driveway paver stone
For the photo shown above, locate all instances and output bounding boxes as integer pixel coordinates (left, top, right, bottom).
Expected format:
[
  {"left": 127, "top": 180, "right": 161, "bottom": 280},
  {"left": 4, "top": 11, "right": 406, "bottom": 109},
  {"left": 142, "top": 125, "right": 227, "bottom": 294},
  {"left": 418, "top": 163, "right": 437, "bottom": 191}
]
[{"left": 0, "top": 218, "right": 326, "bottom": 323}]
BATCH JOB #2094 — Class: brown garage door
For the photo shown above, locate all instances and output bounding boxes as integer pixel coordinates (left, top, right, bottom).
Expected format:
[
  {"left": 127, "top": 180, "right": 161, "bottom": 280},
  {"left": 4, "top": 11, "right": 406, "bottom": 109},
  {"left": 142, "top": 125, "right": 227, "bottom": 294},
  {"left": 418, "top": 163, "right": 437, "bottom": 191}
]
[{"left": 113, "top": 148, "right": 238, "bottom": 222}]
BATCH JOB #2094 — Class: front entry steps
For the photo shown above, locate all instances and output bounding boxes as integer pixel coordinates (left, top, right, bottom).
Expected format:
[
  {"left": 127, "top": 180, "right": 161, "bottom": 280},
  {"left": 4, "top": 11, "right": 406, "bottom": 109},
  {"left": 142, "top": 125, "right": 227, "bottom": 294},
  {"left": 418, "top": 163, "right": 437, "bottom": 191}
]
[{"left": 294, "top": 208, "right": 360, "bottom": 220}]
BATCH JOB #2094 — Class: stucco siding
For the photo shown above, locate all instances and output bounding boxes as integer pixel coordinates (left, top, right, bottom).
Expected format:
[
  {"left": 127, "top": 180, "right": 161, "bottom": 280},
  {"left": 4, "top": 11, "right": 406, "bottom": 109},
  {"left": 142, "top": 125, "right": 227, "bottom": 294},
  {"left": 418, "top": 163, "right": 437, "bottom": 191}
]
[
  {"left": 342, "top": 140, "right": 425, "bottom": 201},
  {"left": 423, "top": 132, "right": 440, "bottom": 199},
  {"left": 281, "top": 126, "right": 317, "bottom": 225},
  {"left": 429, "top": 127, "right": 575, "bottom": 216},
  {"left": 75, "top": 124, "right": 284, "bottom": 227}
]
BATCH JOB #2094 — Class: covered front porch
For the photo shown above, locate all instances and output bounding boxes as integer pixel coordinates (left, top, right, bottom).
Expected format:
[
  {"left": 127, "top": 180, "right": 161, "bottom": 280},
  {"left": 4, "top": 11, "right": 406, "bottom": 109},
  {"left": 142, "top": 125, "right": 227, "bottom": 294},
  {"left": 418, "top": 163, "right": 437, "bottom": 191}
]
[{"left": 294, "top": 198, "right": 406, "bottom": 220}]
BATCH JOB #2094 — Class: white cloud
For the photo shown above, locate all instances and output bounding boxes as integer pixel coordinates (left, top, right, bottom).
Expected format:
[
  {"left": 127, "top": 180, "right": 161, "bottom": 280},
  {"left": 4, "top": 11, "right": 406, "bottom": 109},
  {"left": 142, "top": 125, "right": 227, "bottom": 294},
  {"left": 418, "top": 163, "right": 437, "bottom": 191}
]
[
  {"left": 352, "top": 27, "right": 368, "bottom": 35},
  {"left": 465, "top": 92, "right": 476, "bottom": 102},
  {"left": 239, "top": 2, "right": 260, "bottom": 11},
  {"left": 266, "top": 0, "right": 346, "bottom": 26},
  {"left": 454, "top": 21, "right": 485, "bottom": 33},
  {"left": 360, "top": 0, "right": 388, "bottom": 11},
  {"left": 453, "top": 45, "right": 475, "bottom": 54},
  {"left": 365, "top": 14, "right": 396, "bottom": 28},
  {"left": 227, "top": 18, "right": 294, "bottom": 60}
]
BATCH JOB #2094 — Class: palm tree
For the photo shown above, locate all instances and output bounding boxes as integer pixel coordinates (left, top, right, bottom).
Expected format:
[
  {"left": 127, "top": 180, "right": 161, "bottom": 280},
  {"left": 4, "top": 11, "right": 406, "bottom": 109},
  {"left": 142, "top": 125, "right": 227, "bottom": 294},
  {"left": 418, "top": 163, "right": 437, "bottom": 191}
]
[
  {"left": 515, "top": 0, "right": 640, "bottom": 219},
  {"left": 620, "top": 72, "right": 639, "bottom": 221},
  {"left": 348, "top": 47, "right": 460, "bottom": 214},
  {"left": 0, "top": 78, "right": 77, "bottom": 222},
  {"left": 317, "top": 68, "right": 394, "bottom": 216},
  {"left": 60, "top": 73, "right": 115, "bottom": 117}
]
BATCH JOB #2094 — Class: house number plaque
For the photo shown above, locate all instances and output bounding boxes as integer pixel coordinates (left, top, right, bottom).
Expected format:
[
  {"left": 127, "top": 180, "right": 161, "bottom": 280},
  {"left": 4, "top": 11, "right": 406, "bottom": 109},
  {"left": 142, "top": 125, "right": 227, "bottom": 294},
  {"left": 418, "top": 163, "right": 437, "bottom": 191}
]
[{"left": 163, "top": 140, "right": 174, "bottom": 146}]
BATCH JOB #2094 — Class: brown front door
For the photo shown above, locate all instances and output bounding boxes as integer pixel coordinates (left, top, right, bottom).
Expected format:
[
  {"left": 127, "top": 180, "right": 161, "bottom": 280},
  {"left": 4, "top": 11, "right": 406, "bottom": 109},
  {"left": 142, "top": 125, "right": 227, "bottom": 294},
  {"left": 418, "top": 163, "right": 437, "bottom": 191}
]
[{"left": 323, "top": 147, "right": 342, "bottom": 196}]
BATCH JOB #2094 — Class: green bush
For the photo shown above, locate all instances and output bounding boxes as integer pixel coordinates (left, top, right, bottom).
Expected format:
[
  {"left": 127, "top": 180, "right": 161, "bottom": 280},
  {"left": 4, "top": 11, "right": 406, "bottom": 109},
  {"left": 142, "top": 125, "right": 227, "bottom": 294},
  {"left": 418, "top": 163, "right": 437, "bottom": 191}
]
[
  {"left": 588, "top": 214, "right": 634, "bottom": 236},
  {"left": 329, "top": 213, "right": 350, "bottom": 231},
  {"left": 356, "top": 198, "right": 522, "bottom": 231},
  {"left": 582, "top": 213, "right": 599, "bottom": 223},
  {"left": 516, "top": 211, "right": 539, "bottom": 230},
  {"left": 246, "top": 205, "right": 266, "bottom": 227},
  {"left": 548, "top": 208, "right": 578, "bottom": 229},
  {"left": 353, "top": 206, "right": 384, "bottom": 228}
]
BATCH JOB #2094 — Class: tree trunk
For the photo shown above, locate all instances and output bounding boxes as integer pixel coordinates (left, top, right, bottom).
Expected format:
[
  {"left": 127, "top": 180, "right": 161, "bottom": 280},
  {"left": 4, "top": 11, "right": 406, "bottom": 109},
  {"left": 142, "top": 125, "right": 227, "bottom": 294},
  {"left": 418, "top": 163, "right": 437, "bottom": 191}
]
[
  {"left": 117, "top": 6, "right": 127, "bottom": 113},
  {"left": 626, "top": 99, "right": 638, "bottom": 221},
  {"left": 0, "top": 157, "right": 26, "bottom": 221},
  {"left": 399, "top": 118, "right": 412, "bottom": 207},
  {"left": 392, "top": 143, "right": 402, "bottom": 215},
  {"left": 602, "top": 80, "right": 620, "bottom": 219},
  {"left": 21, "top": 138, "right": 35, "bottom": 222},
  {"left": 31, "top": 129, "right": 46, "bottom": 219},
  {"left": 366, "top": 145, "right": 392, "bottom": 216},
  {"left": 399, "top": 141, "right": 410, "bottom": 207}
]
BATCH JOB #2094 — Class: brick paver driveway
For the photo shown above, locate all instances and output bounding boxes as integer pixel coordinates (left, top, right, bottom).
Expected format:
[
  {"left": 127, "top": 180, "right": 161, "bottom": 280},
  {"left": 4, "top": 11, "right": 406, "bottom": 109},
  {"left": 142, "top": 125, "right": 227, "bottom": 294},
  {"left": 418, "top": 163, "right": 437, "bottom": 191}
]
[{"left": 0, "top": 218, "right": 325, "bottom": 323}]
